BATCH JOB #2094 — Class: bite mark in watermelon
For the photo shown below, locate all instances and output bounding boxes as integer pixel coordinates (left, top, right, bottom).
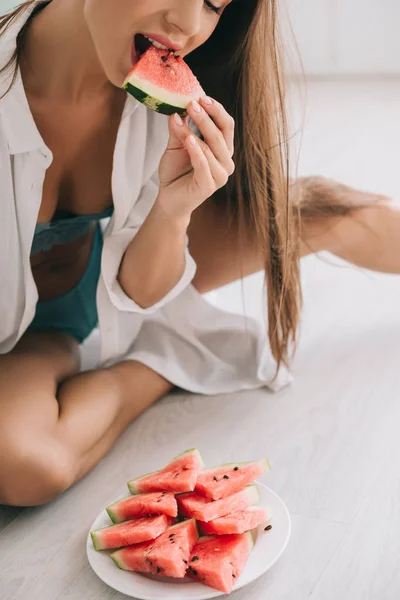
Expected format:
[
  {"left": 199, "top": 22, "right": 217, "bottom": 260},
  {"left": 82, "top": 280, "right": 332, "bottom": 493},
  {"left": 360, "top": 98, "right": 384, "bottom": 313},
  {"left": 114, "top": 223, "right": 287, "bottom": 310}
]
[
  {"left": 198, "top": 506, "right": 270, "bottom": 536},
  {"left": 127, "top": 448, "right": 204, "bottom": 495},
  {"left": 186, "top": 532, "right": 254, "bottom": 594},
  {"left": 106, "top": 491, "right": 177, "bottom": 524},
  {"left": 110, "top": 519, "right": 199, "bottom": 578},
  {"left": 90, "top": 514, "right": 174, "bottom": 551},
  {"left": 195, "top": 458, "right": 270, "bottom": 500},
  {"left": 177, "top": 484, "right": 260, "bottom": 523},
  {"left": 123, "top": 46, "right": 205, "bottom": 116}
]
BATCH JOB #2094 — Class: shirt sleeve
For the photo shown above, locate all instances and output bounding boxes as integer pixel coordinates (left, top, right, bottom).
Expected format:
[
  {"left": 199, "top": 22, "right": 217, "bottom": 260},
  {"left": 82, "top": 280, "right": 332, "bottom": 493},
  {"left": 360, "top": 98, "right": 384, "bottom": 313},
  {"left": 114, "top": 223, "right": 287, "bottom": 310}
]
[{"left": 101, "top": 173, "right": 197, "bottom": 314}]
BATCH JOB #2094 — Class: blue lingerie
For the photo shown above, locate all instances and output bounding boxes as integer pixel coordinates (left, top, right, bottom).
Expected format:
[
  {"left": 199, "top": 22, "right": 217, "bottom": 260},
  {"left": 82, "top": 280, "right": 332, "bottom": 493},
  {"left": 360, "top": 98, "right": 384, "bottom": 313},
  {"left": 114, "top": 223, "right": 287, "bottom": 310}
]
[{"left": 29, "top": 207, "right": 113, "bottom": 343}]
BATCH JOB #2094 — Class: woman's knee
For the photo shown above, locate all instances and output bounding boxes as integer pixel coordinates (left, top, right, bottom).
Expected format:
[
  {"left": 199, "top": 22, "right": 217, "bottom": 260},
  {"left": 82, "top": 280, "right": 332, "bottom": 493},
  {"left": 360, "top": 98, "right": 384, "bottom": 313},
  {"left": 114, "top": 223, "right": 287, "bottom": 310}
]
[{"left": 0, "top": 430, "right": 76, "bottom": 507}]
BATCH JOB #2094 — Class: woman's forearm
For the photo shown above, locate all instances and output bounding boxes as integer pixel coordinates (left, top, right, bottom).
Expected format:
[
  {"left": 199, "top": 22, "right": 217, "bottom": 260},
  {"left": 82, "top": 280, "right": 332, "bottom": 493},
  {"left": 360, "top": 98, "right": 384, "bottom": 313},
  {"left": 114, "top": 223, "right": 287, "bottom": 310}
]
[{"left": 118, "top": 200, "right": 191, "bottom": 308}]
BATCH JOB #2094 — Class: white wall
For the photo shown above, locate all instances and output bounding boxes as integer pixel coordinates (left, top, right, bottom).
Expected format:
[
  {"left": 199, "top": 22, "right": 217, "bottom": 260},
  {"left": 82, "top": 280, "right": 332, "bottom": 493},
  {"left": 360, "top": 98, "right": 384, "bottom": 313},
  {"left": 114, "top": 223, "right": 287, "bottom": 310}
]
[{"left": 288, "top": 0, "right": 400, "bottom": 76}]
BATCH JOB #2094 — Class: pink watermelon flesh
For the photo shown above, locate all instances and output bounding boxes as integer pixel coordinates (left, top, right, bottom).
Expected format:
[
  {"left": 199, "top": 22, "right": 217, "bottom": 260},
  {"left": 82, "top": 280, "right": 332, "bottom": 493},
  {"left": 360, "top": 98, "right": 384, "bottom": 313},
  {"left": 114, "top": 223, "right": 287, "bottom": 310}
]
[
  {"left": 128, "top": 449, "right": 204, "bottom": 495},
  {"left": 110, "top": 519, "right": 199, "bottom": 578},
  {"left": 128, "top": 46, "right": 204, "bottom": 97},
  {"left": 187, "top": 533, "right": 253, "bottom": 594},
  {"left": 90, "top": 514, "right": 173, "bottom": 551},
  {"left": 195, "top": 459, "right": 270, "bottom": 500},
  {"left": 198, "top": 506, "right": 270, "bottom": 535},
  {"left": 177, "top": 484, "right": 259, "bottom": 523},
  {"left": 106, "top": 492, "right": 178, "bottom": 523}
]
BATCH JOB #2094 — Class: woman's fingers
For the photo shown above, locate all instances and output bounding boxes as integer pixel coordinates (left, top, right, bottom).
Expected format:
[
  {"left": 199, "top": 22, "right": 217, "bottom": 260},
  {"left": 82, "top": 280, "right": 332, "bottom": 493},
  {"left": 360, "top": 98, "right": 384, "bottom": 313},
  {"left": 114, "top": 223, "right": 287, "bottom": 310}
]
[
  {"left": 199, "top": 97, "right": 235, "bottom": 157},
  {"left": 169, "top": 110, "right": 233, "bottom": 194},
  {"left": 181, "top": 100, "right": 234, "bottom": 176},
  {"left": 187, "top": 98, "right": 235, "bottom": 165},
  {"left": 184, "top": 135, "right": 215, "bottom": 196}
]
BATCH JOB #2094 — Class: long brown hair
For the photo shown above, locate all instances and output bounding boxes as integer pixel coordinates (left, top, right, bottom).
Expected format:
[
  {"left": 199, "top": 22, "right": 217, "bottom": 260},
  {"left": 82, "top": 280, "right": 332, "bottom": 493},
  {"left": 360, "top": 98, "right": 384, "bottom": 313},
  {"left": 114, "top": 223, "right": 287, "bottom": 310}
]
[{"left": 0, "top": 0, "right": 299, "bottom": 371}]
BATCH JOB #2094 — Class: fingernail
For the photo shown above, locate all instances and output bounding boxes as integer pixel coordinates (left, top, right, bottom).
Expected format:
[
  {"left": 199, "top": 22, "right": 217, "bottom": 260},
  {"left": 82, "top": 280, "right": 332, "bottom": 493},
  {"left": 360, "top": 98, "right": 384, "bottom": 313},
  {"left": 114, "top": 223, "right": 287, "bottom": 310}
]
[
  {"left": 202, "top": 96, "right": 213, "bottom": 105},
  {"left": 174, "top": 113, "right": 183, "bottom": 126},
  {"left": 191, "top": 101, "right": 202, "bottom": 113},
  {"left": 188, "top": 135, "right": 198, "bottom": 146}
]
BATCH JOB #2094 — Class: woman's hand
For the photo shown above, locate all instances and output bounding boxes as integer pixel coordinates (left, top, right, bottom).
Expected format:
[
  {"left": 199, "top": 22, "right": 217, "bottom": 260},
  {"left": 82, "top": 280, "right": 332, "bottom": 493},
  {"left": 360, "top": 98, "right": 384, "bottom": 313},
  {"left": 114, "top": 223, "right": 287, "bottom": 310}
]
[{"left": 156, "top": 97, "right": 235, "bottom": 223}]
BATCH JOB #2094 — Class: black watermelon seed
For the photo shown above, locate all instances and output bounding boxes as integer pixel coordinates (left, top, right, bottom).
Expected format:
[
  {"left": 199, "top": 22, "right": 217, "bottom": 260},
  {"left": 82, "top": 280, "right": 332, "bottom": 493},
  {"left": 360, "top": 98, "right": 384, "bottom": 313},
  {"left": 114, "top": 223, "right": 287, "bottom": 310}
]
[
  {"left": 161, "top": 55, "right": 168, "bottom": 62},
  {"left": 234, "top": 466, "right": 239, "bottom": 471},
  {"left": 223, "top": 475, "right": 229, "bottom": 480},
  {"left": 156, "top": 567, "right": 162, "bottom": 574},
  {"left": 213, "top": 476, "right": 218, "bottom": 482},
  {"left": 191, "top": 569, "right": 198, "bottom": 576},
  {"left": 264, "top": 525, "right": 272, "bottom": 531},
  {"left": 191, "top": 556, "right": 199, "bottom": 562},
  {"left": 183, "top": 559, "right": 188, "bottom": 564},
  {"left": 233, "top": 574, "right": 236, "bottom": 578}
]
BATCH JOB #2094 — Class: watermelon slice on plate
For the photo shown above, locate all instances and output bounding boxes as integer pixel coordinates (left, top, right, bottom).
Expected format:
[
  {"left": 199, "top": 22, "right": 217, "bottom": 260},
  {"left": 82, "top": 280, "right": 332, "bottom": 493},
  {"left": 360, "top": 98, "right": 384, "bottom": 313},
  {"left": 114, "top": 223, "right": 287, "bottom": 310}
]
[
  {"left": 106, "top": 492, "right": 177, "bottom": 524},
  {"left": 90, "top": 514, "right": 174, "bottom": 551},
  {"left": 186, "top": 532, "right": 254, "bottom": 595},
  {"left": 111, "top": 519, "right": 199, "bottom": 579},
  {"left": 123, "top": 45, "right": 205, "bottom": 116},
  {"left": 195, "top": 458, "right": 271, "bottom": 501},
  {"left": 177, "top": 484, "right": 260, "bottom": 523},
  {"left": 127, "top": 448, "right": 204, "bottom": 495},
  {"left": 198, "top": 506, "right": 270, "bottom": 536}
]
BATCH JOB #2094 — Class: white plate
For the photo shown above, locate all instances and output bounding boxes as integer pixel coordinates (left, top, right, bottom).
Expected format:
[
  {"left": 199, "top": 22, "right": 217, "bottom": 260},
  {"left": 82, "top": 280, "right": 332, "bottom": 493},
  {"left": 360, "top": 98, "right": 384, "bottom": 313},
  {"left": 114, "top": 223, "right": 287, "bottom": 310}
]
[{"left": 86, "top": 482, "right": 291, "bottom": 599}]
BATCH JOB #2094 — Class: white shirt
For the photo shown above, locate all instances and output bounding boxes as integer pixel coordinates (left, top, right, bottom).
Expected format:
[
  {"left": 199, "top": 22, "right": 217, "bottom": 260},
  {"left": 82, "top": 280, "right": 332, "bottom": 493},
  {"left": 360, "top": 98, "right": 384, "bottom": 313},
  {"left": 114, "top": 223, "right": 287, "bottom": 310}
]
[{"left": 0, "top": 1, "right": 291, "bottom": 393}]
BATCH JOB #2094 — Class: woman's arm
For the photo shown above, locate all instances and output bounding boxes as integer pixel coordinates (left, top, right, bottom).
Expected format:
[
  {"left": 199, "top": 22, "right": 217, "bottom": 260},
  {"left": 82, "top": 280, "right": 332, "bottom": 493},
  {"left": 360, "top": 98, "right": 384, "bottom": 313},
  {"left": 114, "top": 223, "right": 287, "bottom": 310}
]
[
  {"left": 118, "top": 98, "right": 235, "bottom": 309},
  {"left": 118, "top": 201, "right": 189, "bottom": 308}
]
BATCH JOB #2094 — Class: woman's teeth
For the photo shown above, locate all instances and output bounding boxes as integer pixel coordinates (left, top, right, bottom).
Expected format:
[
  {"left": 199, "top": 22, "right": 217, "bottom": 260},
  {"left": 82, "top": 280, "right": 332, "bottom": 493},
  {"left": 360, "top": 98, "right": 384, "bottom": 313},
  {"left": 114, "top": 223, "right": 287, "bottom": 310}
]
[{"left": 143, "top": 34, "right": 169, "bottom": 51}]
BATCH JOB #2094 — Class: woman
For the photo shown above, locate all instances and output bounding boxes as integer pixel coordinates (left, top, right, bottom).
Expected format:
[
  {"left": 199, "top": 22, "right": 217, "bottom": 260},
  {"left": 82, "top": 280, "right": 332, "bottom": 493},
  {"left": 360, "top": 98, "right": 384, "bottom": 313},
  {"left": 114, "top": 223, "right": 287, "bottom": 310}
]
[{"left": 0, "top": 0, "right": 398, "bottom": 507}]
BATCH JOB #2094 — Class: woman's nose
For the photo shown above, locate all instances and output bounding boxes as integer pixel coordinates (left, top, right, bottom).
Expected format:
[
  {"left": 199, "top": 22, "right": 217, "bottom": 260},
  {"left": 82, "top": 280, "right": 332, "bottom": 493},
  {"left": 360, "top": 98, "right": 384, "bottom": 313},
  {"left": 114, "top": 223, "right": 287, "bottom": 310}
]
[{"left": 165, "top": 1, "right": 202, "bottom": 38}]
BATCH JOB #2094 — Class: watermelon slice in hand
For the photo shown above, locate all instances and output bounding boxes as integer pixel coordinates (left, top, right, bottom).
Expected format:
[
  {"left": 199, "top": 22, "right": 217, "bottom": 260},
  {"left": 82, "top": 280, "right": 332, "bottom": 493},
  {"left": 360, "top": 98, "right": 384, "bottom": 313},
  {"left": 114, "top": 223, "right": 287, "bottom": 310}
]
[
  {"left": 186, "top": 532, "right": 254, "bottom": 594},
  {"left": 123, "top": 45, "right": 205, "bottom": 116},
  {"left": 106, "top": 491, "right": 177, "bottom": 524},
  {"left": 110, "top": 519, "right": 199, "bottom": 579},
  {"left": 90, "top": 514, "right": 174, "bottom": 551},
  {"left": 177, "top": 484, "right": 260, "bottom": 522},
  {"left": 127, "top": 448, "right": 204, "bottom": 495},
  {"left": 198, "top": 506, "right": 270, "bottom": 536},
  {"left": 195, "top": 458, "right": 271, "bottom": 500}
]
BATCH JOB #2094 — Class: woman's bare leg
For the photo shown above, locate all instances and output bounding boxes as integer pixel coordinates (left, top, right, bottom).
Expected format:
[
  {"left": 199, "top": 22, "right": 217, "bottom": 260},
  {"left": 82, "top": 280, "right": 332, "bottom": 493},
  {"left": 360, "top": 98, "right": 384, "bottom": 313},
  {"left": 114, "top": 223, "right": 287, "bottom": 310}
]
[
  {"left": 0, "top": 331, "right": 172, "bottom": 507},
  {"left": 188, "top": 181, "right": 400, "bottom": 293}
]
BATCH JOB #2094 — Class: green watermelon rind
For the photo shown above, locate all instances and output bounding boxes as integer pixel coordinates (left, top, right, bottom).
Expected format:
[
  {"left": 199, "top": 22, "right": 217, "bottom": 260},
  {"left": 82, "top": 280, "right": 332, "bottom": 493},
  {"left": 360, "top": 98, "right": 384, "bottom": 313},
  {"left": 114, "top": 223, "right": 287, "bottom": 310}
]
[
  {"left": 110, "top": 551, "right": 126, "bottom": 570},
  {"left": 90, "top": 520, "right": 130, "bottom": 550},
  {"left": 105, "top": 504, "right": 119, "bottom": 524},
  {"left": 127, "top": 448, "right": 204, "bottom": 495},
  {"left": 123, "top": 81, "right": 188, "bottom": 116},
  {"left": 90, "top": 531, "right": 100, "bottom": 551}
]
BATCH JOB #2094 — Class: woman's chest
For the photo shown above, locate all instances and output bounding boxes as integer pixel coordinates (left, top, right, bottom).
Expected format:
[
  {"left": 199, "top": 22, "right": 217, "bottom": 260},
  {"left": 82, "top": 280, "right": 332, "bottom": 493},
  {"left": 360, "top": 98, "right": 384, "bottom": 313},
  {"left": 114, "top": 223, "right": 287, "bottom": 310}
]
[{"left": 30, "top": 93, "right": 126, "bottom": 221}]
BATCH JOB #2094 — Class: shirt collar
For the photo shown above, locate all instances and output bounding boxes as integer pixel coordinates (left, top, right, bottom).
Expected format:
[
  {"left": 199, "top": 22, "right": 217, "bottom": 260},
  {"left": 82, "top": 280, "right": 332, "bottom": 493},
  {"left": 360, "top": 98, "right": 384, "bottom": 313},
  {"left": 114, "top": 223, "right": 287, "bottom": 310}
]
[
  {"left": 0, "top": 0, "right": 139, "bottom": 156},
  {"left": 0, "top": 1, "right": 47, "bottom": 154}
]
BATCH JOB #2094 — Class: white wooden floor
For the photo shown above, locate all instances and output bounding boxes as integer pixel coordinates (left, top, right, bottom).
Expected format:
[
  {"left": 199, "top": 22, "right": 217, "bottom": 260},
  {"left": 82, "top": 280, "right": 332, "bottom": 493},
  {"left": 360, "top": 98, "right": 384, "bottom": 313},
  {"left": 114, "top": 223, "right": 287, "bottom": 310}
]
[{"left": 2, "top": 80, "right": 400, "bottom": 600}]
